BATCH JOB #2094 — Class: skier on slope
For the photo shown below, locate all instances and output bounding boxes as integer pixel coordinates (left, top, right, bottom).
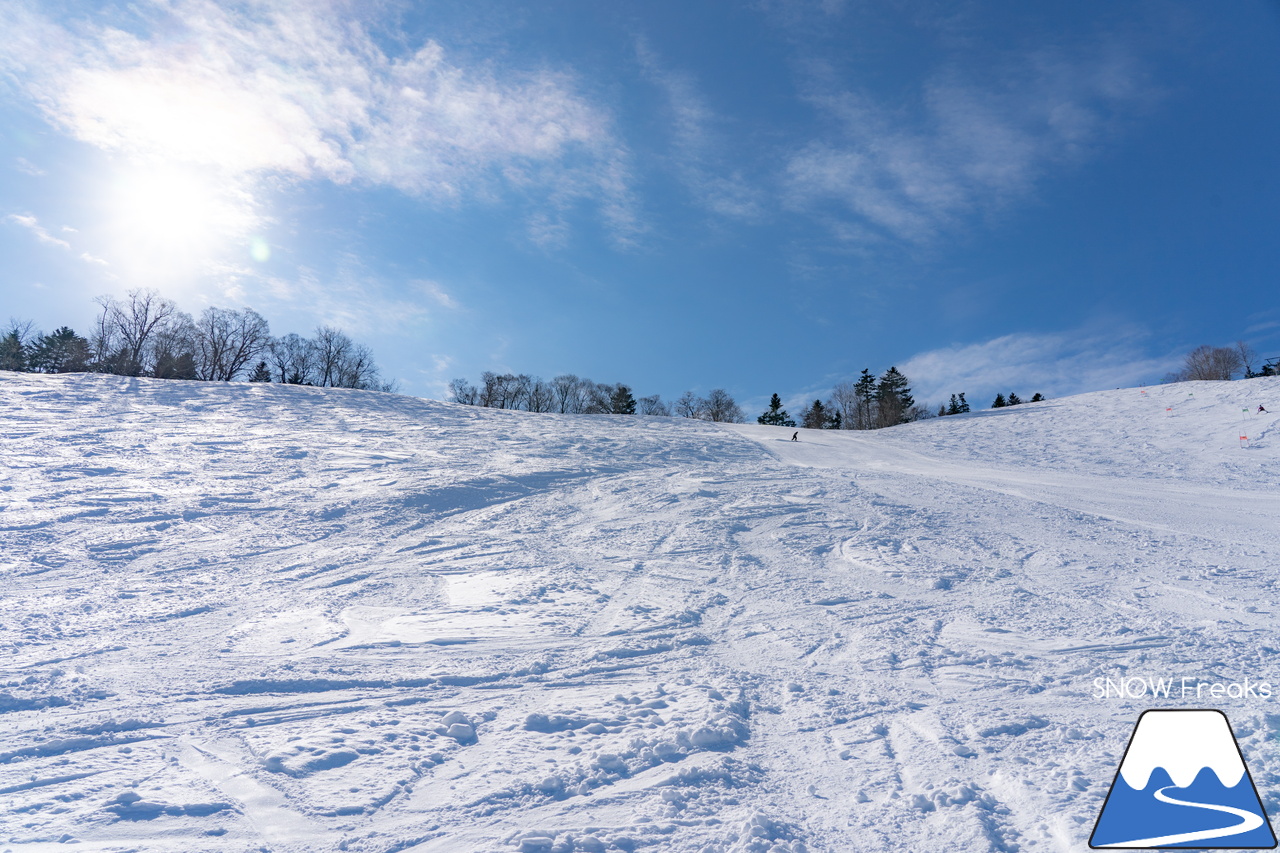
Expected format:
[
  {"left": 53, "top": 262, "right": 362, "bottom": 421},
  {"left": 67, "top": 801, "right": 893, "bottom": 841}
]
[
  {"left": 1260, "top": 405, "right": 1268, "bottom": 413},
  {"left": 791, "top": 432, "right": 799, "bottom": 442}
]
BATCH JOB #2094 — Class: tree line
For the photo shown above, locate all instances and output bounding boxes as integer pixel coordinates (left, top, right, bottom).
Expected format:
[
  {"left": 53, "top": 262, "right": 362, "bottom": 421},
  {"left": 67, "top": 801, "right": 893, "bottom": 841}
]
[
  {"left": 759, "top": 366, "right": 933, "bottom": 430},
  {"left": 450, "top": 364, "right": 929, "bottom": 431},
  {"left": 0, "top": 289, "right": 393, "bottom": 391},
  {"left": 448, "top": 372, "right": 747, "bottom": 422}
]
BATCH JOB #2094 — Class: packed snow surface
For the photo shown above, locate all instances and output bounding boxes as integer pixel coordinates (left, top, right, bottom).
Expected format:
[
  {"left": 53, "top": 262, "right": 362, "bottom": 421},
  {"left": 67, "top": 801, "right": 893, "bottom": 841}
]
[{"left": 2, "top": 373, "right": 1280, "bottom": 852}]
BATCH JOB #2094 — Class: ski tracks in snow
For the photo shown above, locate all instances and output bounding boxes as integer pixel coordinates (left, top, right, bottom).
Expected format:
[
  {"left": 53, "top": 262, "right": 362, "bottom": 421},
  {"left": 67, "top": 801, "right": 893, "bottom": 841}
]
[{"left": 3, "top": 373, "right": 1280, "bottom": 851}]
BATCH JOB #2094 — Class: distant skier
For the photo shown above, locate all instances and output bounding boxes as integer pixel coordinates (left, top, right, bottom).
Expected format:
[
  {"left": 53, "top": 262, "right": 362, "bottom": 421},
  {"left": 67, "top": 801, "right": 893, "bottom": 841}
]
[
  {"left": 1259, "top": 405, "right": 1268, "bottom": 413},
  {"left": 791, "top": 432, "right": 798, "bottom": 442}
]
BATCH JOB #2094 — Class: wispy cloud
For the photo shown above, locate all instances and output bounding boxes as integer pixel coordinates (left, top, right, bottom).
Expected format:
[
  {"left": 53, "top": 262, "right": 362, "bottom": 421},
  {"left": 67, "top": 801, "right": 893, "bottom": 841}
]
[
  {"left": 413, "top": 280, "right": 460, "bottom": 311},
  {"left": 15, "top": 157, "right": 44, "bottom": 176},
  {"left": 1, "top": 0, "right": 638, "bottom": 245},
  {"left": 899, "top": 324, "right": 1179, "bottom": 406},
  {"left": 6, "top": 213, "right": 71, "bottom": 250},
  {"left": 785, "top": 43, "right": 1153, "bottom": 244},
  {"left": 6, "top": 212, "right": 113, "bottom": 270},
  {"left": 635, "top": 39, "right": 764, "bottom": 221},
  {"left": 259, "top": 259, "right": 433, "bottom": 336}
]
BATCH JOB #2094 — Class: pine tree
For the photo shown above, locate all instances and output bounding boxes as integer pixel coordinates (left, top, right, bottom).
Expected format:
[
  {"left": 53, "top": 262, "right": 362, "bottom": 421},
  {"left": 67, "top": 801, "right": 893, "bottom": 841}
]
[
  {"left": 992, "top": 393, "right": 1007, "bottom": 408},
  {"left": 828, "top": 410, "right": 842, "bottom": 429},
  {"left": 875, "top": 367, "right": 913, "bottom": 427},
  {"left": 1007, "top": 392, "right": 1022, "bottom": 406},
  {"left": 957, "top": 392, "right": 970, "bottom": 413},
  {"left": 1030, "top": 392, "right": 1044, "bottom": 402},
  {"left": 946, "top": 394, "right": 960, "bottom": 416},
  {"left": 27, "top": 327, "right": 90, "bottom": 373},
  {"left": 0, "top": 331, "right": 26, "bottom": 372},
  {"left": 249, "top": 361, "right": 272, "bottom": 382},
  {"left": 938, "top": 403, "right": 948, "bottom": 417},
  {"left": 853, "top": 369, "right": 877, "bottom": 430},
  {"left": 609, "top": 384, "right": 637, "bottom": 415},
  {"left": 801, "top": 399, "right": 829, "bottom": 430},
  {"left": 757, "top": 393, "right": 795, "bottom": 427}
]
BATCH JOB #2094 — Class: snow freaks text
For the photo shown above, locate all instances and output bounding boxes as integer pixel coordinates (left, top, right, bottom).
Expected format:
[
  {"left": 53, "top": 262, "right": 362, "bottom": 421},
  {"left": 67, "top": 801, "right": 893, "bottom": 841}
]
[{"left": 1092, "top": 676, "right": 1273, "bottom": 701}]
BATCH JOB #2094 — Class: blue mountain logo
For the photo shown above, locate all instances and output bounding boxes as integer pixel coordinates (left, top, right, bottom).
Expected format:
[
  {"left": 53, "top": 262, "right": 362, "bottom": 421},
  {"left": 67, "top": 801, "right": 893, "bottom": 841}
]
[{"left": 1091, "top": 709, "right": 1277, "bottom": 849}]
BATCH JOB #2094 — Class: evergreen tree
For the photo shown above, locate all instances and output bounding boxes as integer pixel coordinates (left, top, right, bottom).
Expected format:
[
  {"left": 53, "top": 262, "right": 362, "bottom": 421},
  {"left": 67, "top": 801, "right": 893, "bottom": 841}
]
[
  {"left": 828, "top": 410, "right": 842, "bottom": 430},
  {"left": 1030, "top": 392, "right": 1044, "bottom": 402},
  {"left": 249, "top": 361, "right": 272, "bottom": 382},
  {"left": 958, "top": 392, "right": 970, "bottom": 413},
  {"left": 153, "top": 350, "right": 197, "bottom": 380},
  {"left": 801, "top": 399, "right": 829, "bottom": 430},
  {"left": 757, "top": 393, "right": 795, "bottom": 427},
  {"left": 1007, "top": 392, "right": 1022, "bottom": 406},
  {"left": 938, "top": 403, "right": 948, "bottom": 417},
  {"left": 946, "top": 394, "right": 960, "bottom": 416},
  {"left": 0, "top": 331, "right": 26, "bottom": 372},
  {"left": 853, "top": 369, "right": 877, "bottom": 430},
  {"left": 609, "top": 384, "right": 637, "bottom": 415},
  {"left": 992, "top": 393, "right": 1007, "bottom": 408},
  {"left": 27, "top": 327, "right": 90, "bottom": 373},
  {"left": 875, "top": 367, "right": 913, "bottom": 427}
]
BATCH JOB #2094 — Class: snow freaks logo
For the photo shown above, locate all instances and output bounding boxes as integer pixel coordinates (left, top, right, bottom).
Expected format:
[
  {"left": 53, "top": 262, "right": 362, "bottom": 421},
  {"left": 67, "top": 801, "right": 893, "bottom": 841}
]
[
  {"left": 1090, "top": 710, "right": 1277, "bottom": 849},
  {"left": 1093, "top": 675, "right": 1274, "bottom": 700}
]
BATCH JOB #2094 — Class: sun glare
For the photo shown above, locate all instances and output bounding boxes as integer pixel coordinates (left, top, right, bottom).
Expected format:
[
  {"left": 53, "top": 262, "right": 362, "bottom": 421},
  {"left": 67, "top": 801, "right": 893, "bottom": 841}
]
[{"left": 103, "top": 163, "right": 260, "bottom": 281}]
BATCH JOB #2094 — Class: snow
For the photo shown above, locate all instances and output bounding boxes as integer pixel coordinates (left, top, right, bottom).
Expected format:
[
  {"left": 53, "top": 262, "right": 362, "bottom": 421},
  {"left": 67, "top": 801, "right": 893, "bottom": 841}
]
[{"left": 2, "top": 371, "right": 1280, "bottom": 851}]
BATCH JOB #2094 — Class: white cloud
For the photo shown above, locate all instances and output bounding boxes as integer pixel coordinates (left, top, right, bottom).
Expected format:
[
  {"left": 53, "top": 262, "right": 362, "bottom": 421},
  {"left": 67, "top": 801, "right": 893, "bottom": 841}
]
[
  {"left": 898, "top": 325, "right": 1179, "bottom": 406},
  {"left": 413, "top": 280, "right": 460, "bottom": 311},
  {"left": 6, "top": 213, "right": 71, "bottom": 249},
  {"left": 2, "top": 0, "right": 637, "bottom": 244},
  {"left": 636, "top": 39, "right": 764, "bottom": 221},
  {"left": 785, "top": 44, "right": 1153, "bottom": 244},
  {"left": 259, "top": 260, "right": 432, "bottom": 336}
]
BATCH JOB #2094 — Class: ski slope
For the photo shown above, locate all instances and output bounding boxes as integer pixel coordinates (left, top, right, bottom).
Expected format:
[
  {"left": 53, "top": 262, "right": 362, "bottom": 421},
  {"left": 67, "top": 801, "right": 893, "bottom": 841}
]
[{"left": 2, "top": 372, "right": 1279, "bottom": 852}]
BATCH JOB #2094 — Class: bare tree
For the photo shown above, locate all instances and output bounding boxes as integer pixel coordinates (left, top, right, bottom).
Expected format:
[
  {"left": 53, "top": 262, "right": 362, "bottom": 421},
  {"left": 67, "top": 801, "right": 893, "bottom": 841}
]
[
  {"left": 93, "top": 289, "right": 179, "bottom": 376},
  {"left": 334, "top": 342, "right": 380, "bottom": 389},
  {"left": 580, "top": 382, "right": 616, "bottom": 414},
  {"left": 638, "top": 394, "right": 670, "bottom": 416},
  {"left": 313, "top": 326, "right": 353, "bottom": 387},
  {"left": 527, "top": 379, "right": 556, "bottom": 413},
  {"left": 268, "top": 333, "right": 317, "bottom": 384},
  {"left": 675, "top": 391, "right": 704, "bottom": 419},
  {"left": 192, "top": 307, "right": 271, "bottom": 381},
  {"left": 509, "top": 374, "right": 534, "bottom": 410},
  {"left": 829, "top": 380, "right": 860, "bottom": 430},
  {"left": 551, "top": 374, "right": 589, "bottom": 413},
  {"left": 477, "top": 372, "right": 531, "bottom": 409},
  {"left": 703, "top": 389, "right": 744, "bottom": 423},
  {"left": 448, "top": 377, "right": 478, "bottom": 404},
  {"left": 151, "top": 312, "right": 197, "bottom": 379},
  {"left": 1237, "top": 340, "right": 1259, "bottom": 377},
  {"left": 1171, "top": 345, "right": 1245, "bottom": 381}
]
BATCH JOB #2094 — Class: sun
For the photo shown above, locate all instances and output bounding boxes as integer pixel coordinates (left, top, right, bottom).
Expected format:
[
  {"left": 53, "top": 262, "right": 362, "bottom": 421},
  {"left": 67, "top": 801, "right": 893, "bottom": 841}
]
[{"left": 102, "top": 162, "right": 261, "bottom": 281}]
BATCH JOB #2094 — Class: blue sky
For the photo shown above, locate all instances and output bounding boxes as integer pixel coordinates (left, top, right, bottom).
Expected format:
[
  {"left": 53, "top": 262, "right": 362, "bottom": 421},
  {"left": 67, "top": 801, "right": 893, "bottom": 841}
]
[{"left": 2, "top": 1, "right": 1278, "bottom": 414}]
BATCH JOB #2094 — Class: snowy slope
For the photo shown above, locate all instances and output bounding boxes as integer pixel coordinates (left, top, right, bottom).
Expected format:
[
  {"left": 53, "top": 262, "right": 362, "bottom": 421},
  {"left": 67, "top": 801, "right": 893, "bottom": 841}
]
[{"left": 3, "top": 372, "right": 1280, "bottom": 853}]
